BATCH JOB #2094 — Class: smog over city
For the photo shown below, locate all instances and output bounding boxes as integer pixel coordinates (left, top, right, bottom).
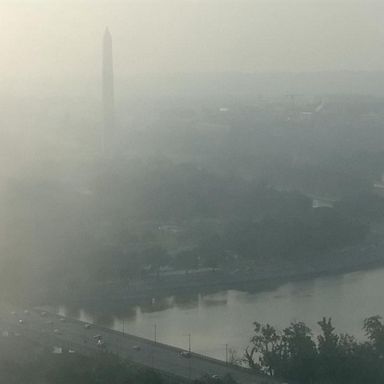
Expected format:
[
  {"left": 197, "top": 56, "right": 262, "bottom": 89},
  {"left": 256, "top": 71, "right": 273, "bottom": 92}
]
[{"left": 1, "top": 1, "right": 384, "bottom": 383}]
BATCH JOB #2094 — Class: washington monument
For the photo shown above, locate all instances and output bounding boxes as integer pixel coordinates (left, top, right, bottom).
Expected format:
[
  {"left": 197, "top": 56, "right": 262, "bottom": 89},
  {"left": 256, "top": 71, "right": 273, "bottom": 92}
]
[{"left": 102, "top": 27, "right": 114, "bottom": 152}]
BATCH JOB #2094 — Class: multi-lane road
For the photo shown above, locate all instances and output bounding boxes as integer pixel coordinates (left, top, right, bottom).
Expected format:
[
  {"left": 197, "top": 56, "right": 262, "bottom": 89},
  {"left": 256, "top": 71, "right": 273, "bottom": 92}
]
[{"left": 0, "top": 307, "right": 276, "bottom": 384}]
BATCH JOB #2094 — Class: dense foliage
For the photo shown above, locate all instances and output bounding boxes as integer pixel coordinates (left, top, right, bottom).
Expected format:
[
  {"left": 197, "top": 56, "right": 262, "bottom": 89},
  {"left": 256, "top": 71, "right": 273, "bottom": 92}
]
[
  {"left": 0, "top": 158, "right": 379, "bottom": 304},
  {"left": 245, "top": 316, "right": 384, "bottom": 384}
]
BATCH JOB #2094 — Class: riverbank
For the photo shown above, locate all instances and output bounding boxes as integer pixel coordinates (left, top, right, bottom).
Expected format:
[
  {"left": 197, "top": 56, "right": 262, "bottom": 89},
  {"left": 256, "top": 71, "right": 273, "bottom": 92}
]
[{"left": 51, "top": 238, "right": 384, "bottom": 310}]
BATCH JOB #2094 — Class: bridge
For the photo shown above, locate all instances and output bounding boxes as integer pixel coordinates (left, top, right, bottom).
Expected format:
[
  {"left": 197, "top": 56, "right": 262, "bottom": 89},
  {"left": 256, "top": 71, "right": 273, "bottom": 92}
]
[{"left": 1, "top": 307, "right": 277, "bottom": 384}]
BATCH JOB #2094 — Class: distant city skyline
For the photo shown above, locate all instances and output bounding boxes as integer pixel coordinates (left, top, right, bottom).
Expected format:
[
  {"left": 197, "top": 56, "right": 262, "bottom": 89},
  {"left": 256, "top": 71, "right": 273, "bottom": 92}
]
[{"left": 0, "top": 0, "right": 383, "bottom": 87}]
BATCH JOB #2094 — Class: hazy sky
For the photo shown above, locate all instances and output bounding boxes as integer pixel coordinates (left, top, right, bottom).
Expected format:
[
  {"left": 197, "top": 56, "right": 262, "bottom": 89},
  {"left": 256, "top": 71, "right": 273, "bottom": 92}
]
[{"left": 1, "top": 0, "right": 384, "bottom": 87}]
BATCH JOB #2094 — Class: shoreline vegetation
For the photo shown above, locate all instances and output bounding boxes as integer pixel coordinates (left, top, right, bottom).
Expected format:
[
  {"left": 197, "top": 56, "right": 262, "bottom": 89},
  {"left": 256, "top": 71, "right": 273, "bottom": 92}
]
[
  {"left": 53, "top": 238, "right": 384, "bottom": 308},
  {"left": 3, "top": 154, "right": 384, "bottom": 310},
  {"left": 245, "top": 316, "right": 384, "bottom": 384}
]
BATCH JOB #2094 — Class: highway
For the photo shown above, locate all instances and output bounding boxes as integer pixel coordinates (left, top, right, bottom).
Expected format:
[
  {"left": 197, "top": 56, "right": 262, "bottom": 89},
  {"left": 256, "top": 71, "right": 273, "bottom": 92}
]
[{"left": 0, "top": 307, "right": 276, "bottom": 384}]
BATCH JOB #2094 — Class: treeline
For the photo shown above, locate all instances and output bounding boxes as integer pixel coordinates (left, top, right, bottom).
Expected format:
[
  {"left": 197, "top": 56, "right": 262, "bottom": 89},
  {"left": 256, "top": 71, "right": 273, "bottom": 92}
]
[
  {"left": 2, "top": 159, "right": 383, "bottom": 303},
  {"left": 245, "top": 316, "right": 384, "bottom": 384},
  {"left": 91, "top": 160, "right": 312, "bottom": 221},
  {"left": 92, "top": 161, "right": 374, "bottom": 264}
]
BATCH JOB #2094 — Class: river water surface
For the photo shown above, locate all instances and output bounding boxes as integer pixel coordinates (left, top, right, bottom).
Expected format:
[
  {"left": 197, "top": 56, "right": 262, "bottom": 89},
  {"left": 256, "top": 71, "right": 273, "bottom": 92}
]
[{"left": 59, "top": 266, "right": 384, "bottom": 361}]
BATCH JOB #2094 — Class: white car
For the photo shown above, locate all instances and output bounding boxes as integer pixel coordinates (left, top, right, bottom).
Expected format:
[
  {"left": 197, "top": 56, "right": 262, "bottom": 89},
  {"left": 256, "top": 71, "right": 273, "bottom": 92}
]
[
  {"left": 132, "top": 345, "right": 141, "bottom": 351},
  {"left": 52, "top": 346, "right": 63, "bottom": 354}
]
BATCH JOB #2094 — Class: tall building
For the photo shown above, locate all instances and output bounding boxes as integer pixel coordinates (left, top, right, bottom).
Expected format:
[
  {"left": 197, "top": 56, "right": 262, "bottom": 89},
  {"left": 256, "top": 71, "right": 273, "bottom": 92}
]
[{"left": 102, "top": 27, "right": 114, "bottom": 152}]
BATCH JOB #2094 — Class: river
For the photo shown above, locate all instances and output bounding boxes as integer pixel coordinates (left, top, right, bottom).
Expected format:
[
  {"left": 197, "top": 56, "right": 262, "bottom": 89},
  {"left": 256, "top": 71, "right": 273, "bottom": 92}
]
[{"left": 58, "top": 266, "right": 384, "bottom": 361}]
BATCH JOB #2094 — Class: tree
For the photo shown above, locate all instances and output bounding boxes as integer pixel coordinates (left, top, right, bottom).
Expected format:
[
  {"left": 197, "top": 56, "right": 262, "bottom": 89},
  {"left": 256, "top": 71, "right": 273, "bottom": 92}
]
[
  {"left": 246, "top": 317, "right": 384, "bottom": 384},
  {"left": 141, "top": 246, "right": 169, "bottom": 276},
  {"left": 245, "top": 322, "right": 282, "bottom": 375},
  {"left": 317, "top": 317, "right": 340, "bottom": 381},
  {"left": 281, "top": 322, "right": 317, "bottom": 382},
  {"left": 173, "top": 248, "right": 199, "bottom": 272},
  {"left": 363, "top": 315, "right": 384, "bottom": 356}
]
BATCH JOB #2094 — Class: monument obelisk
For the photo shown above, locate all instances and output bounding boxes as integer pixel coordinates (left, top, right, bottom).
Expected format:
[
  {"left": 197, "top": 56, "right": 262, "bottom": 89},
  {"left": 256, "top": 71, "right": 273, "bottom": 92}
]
[{"left": 102, "top": 27, "right": 114, "bottom": 153}]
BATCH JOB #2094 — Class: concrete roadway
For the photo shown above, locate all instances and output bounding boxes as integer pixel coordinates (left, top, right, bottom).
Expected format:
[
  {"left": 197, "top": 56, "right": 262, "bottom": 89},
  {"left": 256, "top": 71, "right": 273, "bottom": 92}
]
[{"left": 0, "top": 308, "right": 276, "bottom": 384}]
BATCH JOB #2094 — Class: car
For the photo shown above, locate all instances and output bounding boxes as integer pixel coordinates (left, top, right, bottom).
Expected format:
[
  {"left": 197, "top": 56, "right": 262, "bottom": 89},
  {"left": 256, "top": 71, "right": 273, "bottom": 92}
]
[
  {"left": 68, "top": 349, "right": 76, "bottom": 354},
  {"left": 23, "top": 310, "right": 30, "bottom": 315},
  {"left": 18, "top": 319, "right": 23, "bottom": 324},
  {"left": 132, "top": 345, "right": 141, "bottom": 351},
  {"left": 179, "top": 351, "right": 191, "bottom": 358},
  {"left": 59, "top": 318, "right": 65, "bottom": 322},
  {"left": 40, "top": 311, "right": 47, "bottom": 317},
  {"left": 211, "top": 375, "right": 220, "bottom": 380},
  {"left": 53, "top": 329, "right": 61, "bottom": 334},
  {"left": 52, "top": 346, "right": 63, "bottom": 354},
  {"left": 84, "top": 323, "right": 91, "bottom": 329}
]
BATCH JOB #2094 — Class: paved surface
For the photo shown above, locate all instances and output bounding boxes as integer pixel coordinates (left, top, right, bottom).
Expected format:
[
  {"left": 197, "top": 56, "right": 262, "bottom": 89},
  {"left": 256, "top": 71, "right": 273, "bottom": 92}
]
[{"left": 0, "top": 307, "right": 275, "bottom": 384}]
